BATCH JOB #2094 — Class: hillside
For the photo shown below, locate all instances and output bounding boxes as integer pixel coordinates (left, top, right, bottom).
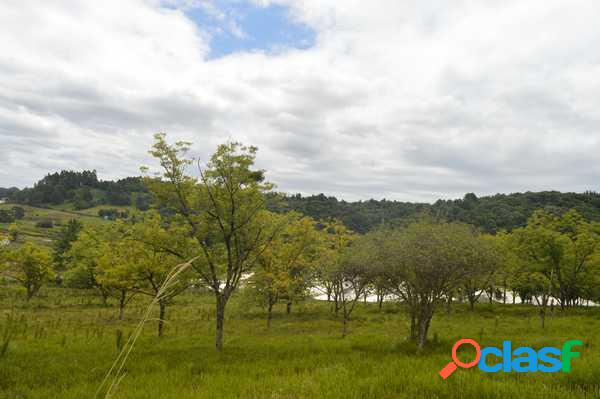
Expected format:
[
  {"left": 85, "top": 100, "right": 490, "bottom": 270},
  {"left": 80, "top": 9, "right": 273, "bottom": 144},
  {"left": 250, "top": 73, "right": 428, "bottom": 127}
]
[
  {"left": 1, "top": 170, "right": 152, "bottom": 211},
  {"left": 4, "top": 170, "right": 600, "bottom": 235},
  {"left": 0, "top": 203, "right": 133, "bottom": 246},
  {"left": 270, "top": 190, "right": 600, "bottom": 233}
]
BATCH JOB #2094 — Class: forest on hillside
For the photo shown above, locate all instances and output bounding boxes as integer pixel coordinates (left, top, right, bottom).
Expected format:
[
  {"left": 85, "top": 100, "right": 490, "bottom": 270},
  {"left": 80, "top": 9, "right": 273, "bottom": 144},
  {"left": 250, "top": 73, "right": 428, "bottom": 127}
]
[
  {"left": 3, "top": 171, "right": 600, "bottom": 233},
  {"left": 270, "top": 191, "right": 600, "bottom": 233},
  {"left": 0, "top": 170, "right": 152, "bottom": 211}
]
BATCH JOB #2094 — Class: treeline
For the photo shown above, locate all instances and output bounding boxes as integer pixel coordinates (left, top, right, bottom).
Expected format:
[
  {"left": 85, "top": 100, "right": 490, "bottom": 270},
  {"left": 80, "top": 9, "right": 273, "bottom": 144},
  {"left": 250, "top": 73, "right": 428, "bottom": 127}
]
[
  {"left": 2, "top": 170, "right": 152, "bottom": 210},
  {"left": 267, "top": 193, "right": 428, "bottom": 233},
  {"left": 2, "top": 135, "right": 599, "bottom": 354},
  {"left": 269, "top": 191, "right": 600, "bottom": 233},
  {"left": 4, "top": 174, "right": 600, "bottom": 234},
  {"left": 431, "top": 191, "right": 600, "bottom": 233}
]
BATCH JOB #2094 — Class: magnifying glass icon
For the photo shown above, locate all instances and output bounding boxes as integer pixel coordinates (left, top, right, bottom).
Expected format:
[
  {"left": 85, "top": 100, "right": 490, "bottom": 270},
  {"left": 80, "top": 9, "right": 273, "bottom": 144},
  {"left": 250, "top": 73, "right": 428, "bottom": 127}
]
[{"left": 439, "top": 338, "right": 481, "bottom": 380}]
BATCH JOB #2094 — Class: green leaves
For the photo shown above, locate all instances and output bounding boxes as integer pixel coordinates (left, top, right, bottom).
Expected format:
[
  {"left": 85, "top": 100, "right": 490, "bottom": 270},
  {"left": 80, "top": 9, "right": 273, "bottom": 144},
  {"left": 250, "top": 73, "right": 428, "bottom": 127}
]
[
  {"left": 508, "top": 209, "right": 600, "bottom": 307},
  {"left": 2, "top": 242, "right": 53, "bottom": 300}
]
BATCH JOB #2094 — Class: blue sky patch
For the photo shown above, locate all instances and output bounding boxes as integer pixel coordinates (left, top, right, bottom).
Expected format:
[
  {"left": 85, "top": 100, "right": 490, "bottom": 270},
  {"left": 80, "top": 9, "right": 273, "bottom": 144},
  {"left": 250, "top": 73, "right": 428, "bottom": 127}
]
[{"left": 182, "top": 1, "right": 316, "bottom": 58}]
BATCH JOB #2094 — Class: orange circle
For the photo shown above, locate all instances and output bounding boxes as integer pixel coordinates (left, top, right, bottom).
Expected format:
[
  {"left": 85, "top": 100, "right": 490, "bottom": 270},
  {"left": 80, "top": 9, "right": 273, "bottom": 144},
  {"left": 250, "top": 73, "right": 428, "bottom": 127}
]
[{"left": 451, "top": 338, "right": 481, "bottom": 368}]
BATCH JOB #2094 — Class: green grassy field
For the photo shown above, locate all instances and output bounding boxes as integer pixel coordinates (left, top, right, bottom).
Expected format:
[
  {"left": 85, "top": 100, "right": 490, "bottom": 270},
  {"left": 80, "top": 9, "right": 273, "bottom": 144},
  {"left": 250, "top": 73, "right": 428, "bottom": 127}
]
[
  {"left": 0, "top": 204, "right": 133, "bottom": 247},
  {"left": 0, "top": 286, "right": 598, "bottom": 399}
]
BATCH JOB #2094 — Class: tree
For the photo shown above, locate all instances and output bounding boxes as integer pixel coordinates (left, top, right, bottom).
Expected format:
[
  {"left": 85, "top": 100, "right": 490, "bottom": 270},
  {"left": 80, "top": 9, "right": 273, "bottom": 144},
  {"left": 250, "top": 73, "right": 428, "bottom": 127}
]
[
  {"left": 129, "top": 213, "right": 194, "bottom": 336},
  {"left": 313, "top": 220, "right": 355, "bottom": 314},
  {"left": 11, "top": 206, "right": 25, "bottom": 220},
  {"left": 509, "top": 209, "right": 600, "bottom": 327},
  {"left": 50, "top": 185, "right": 66, "bottom": 204},
  {"left": 144, "top": 134, "right": 283, "bottom": 351},
  {"left": 0, "top": 210, "right": 15, "bottom": 223},
  {"left": 94, "top": 234, "right": 141, "bottom": 320},
  {"left": 67, "top": 225, "right": 117, "bottom": 306},
  {"left": 383, "top": 222, "right": 473, "bottom": 348},
  {"left": 53, "top": 219, "right": 83, "bottom": 283},
  {"left": 461, "top": 234, "right": 502, "bottom": 311},
  {"left": 248, "top": 212, "right": 319, "bottom": 327},
  {"left": 2, "top": 243, "right": 53, "bottom": 301},
  {"left": 336, "top": 232, "right": 380, "bottom": 337},
  {"left": 7, "top": 223, "right": 18, "bottom": 242}
]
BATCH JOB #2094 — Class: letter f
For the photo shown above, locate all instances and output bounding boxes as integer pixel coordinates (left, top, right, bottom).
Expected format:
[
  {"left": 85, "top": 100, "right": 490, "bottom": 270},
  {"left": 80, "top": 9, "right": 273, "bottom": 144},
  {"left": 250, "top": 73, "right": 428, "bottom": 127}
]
[{"left": 562, "top": 340, "right": 583, "bottom": 372}]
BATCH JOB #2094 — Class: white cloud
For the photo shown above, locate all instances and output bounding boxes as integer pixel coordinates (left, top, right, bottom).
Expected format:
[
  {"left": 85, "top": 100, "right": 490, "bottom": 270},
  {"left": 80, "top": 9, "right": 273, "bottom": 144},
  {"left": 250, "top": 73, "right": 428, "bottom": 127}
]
[{"left": 1, "top": 0, "right": 600, "bottom": 202}]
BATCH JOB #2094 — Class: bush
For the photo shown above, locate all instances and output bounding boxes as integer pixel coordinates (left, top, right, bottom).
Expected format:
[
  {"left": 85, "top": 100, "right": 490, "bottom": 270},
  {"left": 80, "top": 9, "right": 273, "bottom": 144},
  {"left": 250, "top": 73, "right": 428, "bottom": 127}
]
[
  {"left": 35, "top": 220, "right": 54, "bottom": 228},
  {"left": 0, "top": 210, "right": 14, "bottom": 223},
  {"left": 11, "top": 207, "right": 25, "bottom": 220}
]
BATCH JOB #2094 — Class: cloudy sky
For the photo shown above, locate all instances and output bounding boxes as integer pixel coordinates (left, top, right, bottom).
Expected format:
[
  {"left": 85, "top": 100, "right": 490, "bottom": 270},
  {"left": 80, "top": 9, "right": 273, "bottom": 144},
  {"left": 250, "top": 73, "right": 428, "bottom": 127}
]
[{"left": 2, "top": 1, "right": 600, "bottom": 202}]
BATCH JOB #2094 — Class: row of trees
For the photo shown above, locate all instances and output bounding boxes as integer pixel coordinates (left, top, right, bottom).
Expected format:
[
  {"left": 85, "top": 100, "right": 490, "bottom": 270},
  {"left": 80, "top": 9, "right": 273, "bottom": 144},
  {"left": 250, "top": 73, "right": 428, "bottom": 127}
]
[
  {"left": 270, "top": 191, "right": 600, "bottom": 234},
  {"left": 5, "top": 170, "right": 152, "bottom": 210},
  {"left": 2, "top": 135, "right": 599, "bottom": 352}
]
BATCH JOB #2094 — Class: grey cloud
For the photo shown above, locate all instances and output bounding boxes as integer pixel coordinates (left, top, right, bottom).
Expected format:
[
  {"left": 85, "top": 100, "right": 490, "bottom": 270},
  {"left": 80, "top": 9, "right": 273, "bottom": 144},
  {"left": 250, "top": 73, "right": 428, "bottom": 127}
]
[{"left": 2, "top": 1, "right": 600, "bottom": 203}]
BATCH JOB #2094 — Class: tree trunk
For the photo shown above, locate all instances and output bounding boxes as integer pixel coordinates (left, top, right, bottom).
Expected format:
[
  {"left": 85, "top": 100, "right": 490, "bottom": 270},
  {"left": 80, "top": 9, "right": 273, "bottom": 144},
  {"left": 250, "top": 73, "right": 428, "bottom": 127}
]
[
  {"left": 409, "top": 307, "right": 417, "bottom": 341},
  {"left": 158, "top": 300, "right": 166, "bottom": 337},
  {"left": 378, "top": 295, "right": 383, "bottom": 311},
  {"left": 118, "top": 289, "right": 126, "bottom": 320},
  {"left": 267, "top": 300, "right": 274, "bottom": 329},
  {"left": 540, "top": 307, "right": 546, "bottom": 329},
  {"left": 286, "top": 301, "right": 292, "bottom": 315},
  {"left": 416, "top": 307, "right": 433, "bottom": 349},
  {"left": 100, "top": 290, "right": 109, "bottom": 307},
  {"left": 26, "top": 287, "right": 34, "bottom": 302},
  {"left": 215, "top": 294, "right": 226, "bottom": 352},
  {"left": 469, "top": 297, "right": 475, "bottom": 311},
  {"left": 333, "top": 291, "right": 340, "bottom": 314}
]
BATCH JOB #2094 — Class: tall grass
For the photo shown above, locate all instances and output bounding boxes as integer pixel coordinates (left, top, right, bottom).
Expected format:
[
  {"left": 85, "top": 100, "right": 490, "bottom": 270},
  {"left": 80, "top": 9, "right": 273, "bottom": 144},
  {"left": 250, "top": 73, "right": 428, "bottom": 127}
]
[
  {"left": 96, "top": 257, "right": 198, "bottom": 398},
  {"left": 0, "top": 282, "right": 598, "bottom": 398}
]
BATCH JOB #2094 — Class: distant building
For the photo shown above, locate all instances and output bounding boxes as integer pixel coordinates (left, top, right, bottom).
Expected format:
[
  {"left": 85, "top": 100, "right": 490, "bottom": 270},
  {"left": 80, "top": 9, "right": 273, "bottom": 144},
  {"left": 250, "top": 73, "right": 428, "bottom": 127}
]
[{"left": 0, "top": 198, "right": 7, "bottom": 204}]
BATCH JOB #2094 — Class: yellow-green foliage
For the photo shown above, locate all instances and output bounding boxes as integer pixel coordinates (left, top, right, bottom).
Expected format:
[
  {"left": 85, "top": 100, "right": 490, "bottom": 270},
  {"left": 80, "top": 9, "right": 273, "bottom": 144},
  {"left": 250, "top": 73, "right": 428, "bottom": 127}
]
[
  {"left": 1, "top": 243, "right": 53, "bottom": 300},
  {"left": 0, "top": 288, "right": 598, "bottom": 399}
]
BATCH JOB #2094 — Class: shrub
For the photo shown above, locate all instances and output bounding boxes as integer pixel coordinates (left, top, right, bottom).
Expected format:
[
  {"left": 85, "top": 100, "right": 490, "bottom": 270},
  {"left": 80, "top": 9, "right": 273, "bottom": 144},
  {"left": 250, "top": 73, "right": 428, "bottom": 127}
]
[{"left": 36, "top": 220, "right": 54, "bottom": 228}]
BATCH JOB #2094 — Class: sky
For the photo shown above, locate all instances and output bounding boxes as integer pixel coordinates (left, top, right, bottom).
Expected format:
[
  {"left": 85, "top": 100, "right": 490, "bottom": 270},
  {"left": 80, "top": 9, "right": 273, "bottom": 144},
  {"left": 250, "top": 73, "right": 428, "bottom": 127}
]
[{"left": 1, "top": 0, "right": 600, "bottom": 202}]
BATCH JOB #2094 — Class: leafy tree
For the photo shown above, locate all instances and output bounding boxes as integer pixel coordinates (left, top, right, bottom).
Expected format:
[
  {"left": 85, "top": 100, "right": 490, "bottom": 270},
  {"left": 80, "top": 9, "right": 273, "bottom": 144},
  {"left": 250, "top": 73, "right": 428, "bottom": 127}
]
[
  {"left": 7, "top": 224, "right": 18, "bottom": 242},
  {"left": 11, "top": 206, "right": 25, "bottom": 220},
  {"left": 509, "top": 209, "right": 600, "bottom": 327},
  {"left": 0, "top": 210, "right": 15, "bottom": 223},
  {"left": 81, "top": 187, "right": 93, "bottom": 202},
  {"left": 461, "top": 233, "right": 502, "bottom": 310},
  {"left": 1, "top": 243, "right": 53, "bottom": 301},
  {"left": 94, "top": 232, "right": 141, "bottom": 320},
  {"left": 50, "top": 185, "right": 66, "bottom": 204},
  {"left": 313, "top": 220, "right": 355, "bottom": 314},
  {"left": 67, "top": 225, "right": 116, "bottom": 306},
  {"left": 144, "top": 134, "right": 283, "bottom": 351},
  {"left": 248, "top": 212, "right": 319, "bottom": 327},
  {"left": 335, "top": 232, "right": 380, "bottom": 336},
  {"left": 129, "top": 213, "right": 194, "bottom": 336},
  {"left": 382, "top": 222, "right": 474, "bottom": 348},
  {"left": 53, "top": 219, "right": 83, "bottom": 282},
  {"left": 134, "top": 194, "right": 152, "bottom": 211}
]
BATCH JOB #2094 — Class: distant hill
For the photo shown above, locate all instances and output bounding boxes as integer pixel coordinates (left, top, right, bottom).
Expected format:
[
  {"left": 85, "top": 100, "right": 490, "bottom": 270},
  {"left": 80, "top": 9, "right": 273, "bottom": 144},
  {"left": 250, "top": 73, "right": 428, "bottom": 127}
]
[
  {"left": 267, "top": 193, "right": 429, "bottom": 233},
  {"left": 2, "top": 170, "right": 152, "bottom": 211},
  {"left": 269, "top": 191, "right": 600, "bottom": 233},
  {"left": 4, "top": 170, "right": 600, "bottom": 234}
]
